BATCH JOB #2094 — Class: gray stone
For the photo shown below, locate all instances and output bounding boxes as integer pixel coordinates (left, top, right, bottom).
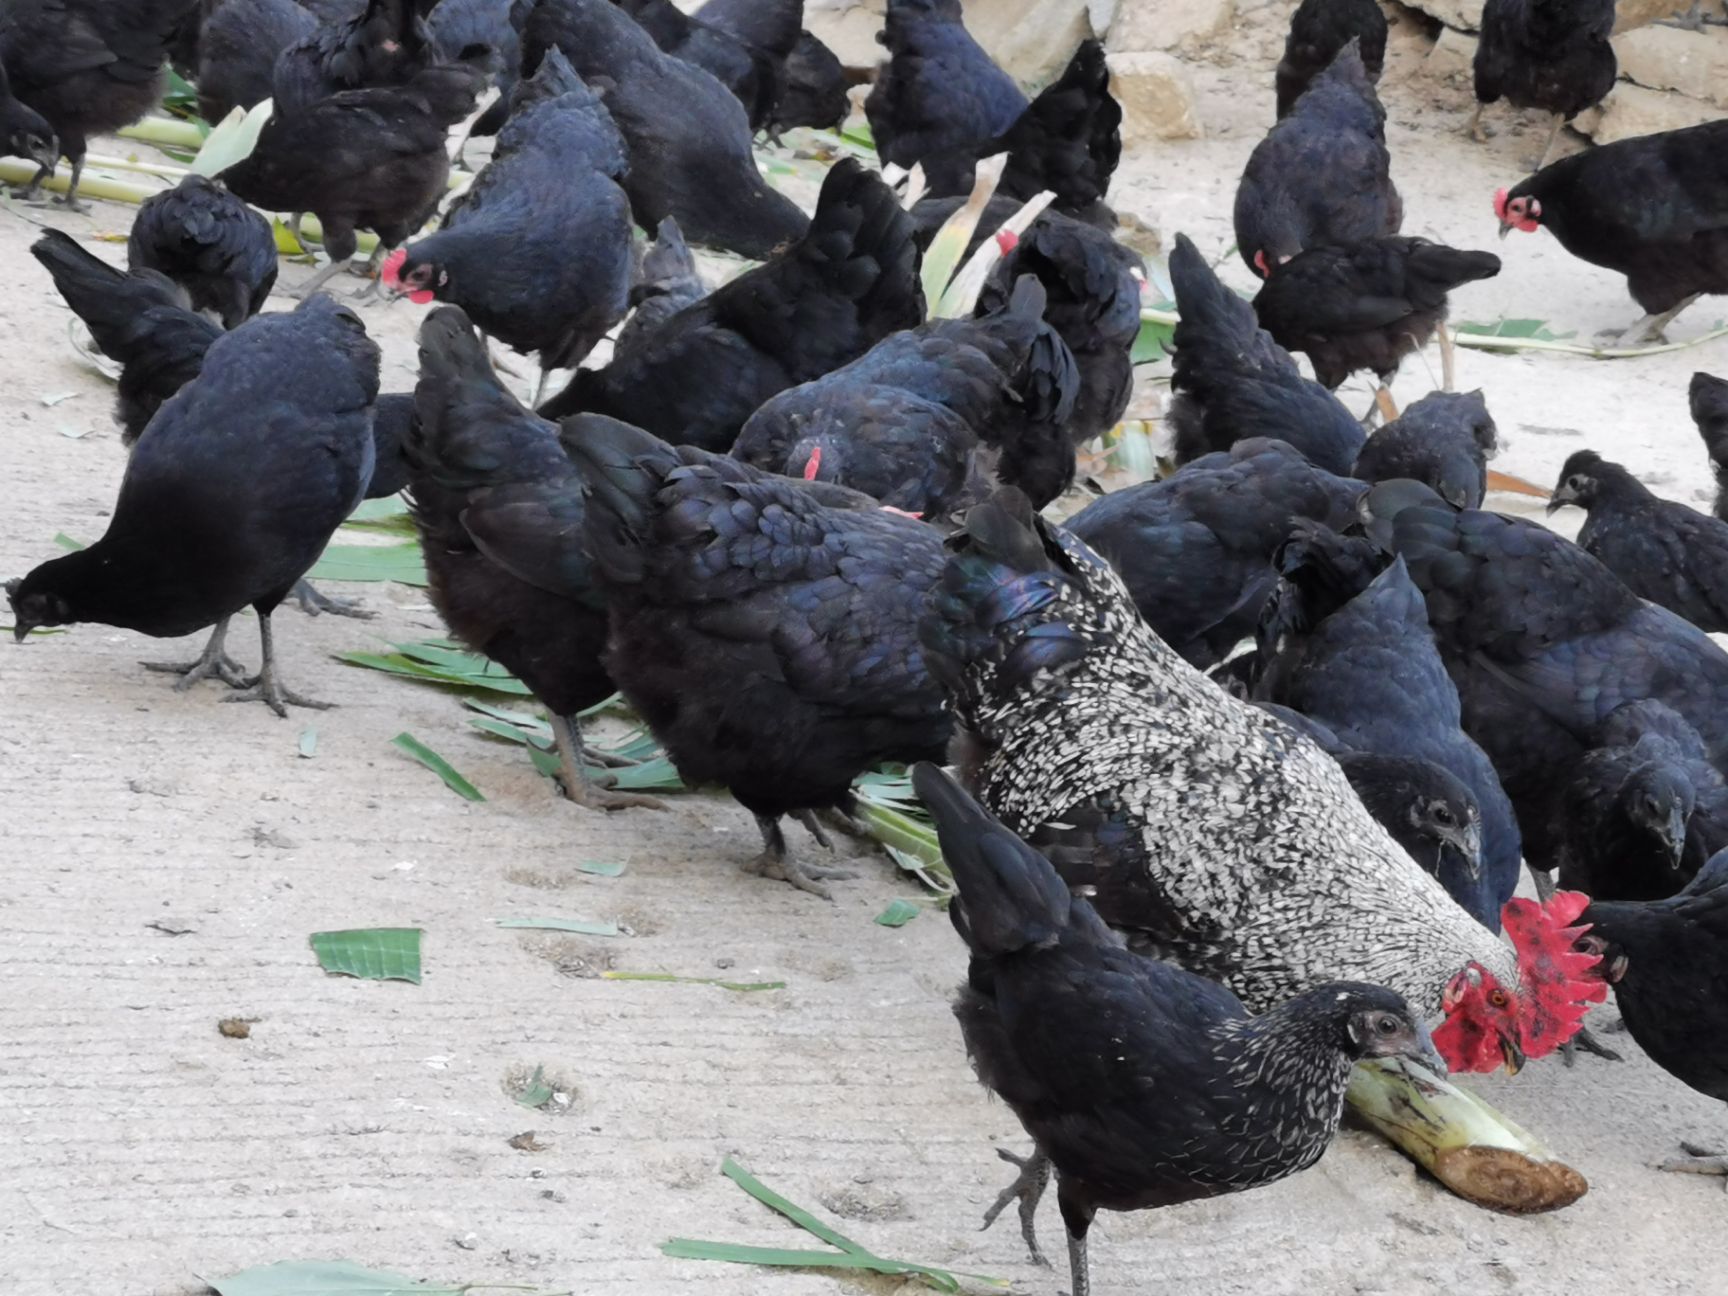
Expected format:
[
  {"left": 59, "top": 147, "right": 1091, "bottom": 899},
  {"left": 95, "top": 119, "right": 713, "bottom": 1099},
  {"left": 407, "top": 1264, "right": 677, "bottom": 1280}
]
[
  {"left": 1574, "top": 79, "right": 1726, "bottom": 142},
  {"left": 1614, "top": 24, "right": 1728, "bottom": 109},
  {"left": 1423, "top": 24, "right": 1479, "bottom": 80},
  {"left": 1111, "top": 49, "right": 1205, "bottom": 141},
  {"left": 804, "top": 0, "right": 1103, "bottom": 82},
  {"left": 1108, "top": 0, "right": 1237, "bottom": 53}
]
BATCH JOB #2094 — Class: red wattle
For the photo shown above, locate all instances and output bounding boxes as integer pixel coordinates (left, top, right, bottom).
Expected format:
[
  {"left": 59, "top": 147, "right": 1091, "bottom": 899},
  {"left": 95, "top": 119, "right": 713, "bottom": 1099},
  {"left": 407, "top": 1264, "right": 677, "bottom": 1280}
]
[{"left": 802, "top": 447, "right": 822, "bottom": 480}]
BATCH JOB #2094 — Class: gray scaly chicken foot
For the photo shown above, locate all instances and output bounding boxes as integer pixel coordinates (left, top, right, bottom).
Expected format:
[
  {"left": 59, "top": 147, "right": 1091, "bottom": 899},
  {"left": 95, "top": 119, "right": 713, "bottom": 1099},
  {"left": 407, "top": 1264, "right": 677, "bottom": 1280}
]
[
  {"left": 549, "top": 713, "right": 666, "bottom": 812},
  {"left": 980, "top": 1146, "right": 1051, "bottom": 1266},
  {"left": 746, "top": 813, "right": 855, "bottom": 899},
  {"left": 1659, "top": 1141, "right": 1728, "bottom": 1176},
  {"left": 292, "top": 578, "right": 373, "bottom": 619},
  {"left": 221, "top": 613, "right": 331, "bottom": 717},
  {"left": 142, "top": 616, "right": 251, "bottom": 690}
]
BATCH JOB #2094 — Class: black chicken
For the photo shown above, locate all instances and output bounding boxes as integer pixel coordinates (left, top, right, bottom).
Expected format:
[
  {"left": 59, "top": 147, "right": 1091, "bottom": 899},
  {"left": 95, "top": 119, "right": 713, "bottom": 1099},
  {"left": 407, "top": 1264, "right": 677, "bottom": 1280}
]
[
  {"left": 1166, "top": 234, "right": 1366, "bottom": 475},
  {"left": 221, "top": 58, "right": 482, "bottom": 299},
  {"left": 1549, "top": 450, "right": 1728, "bottom": 634},
  {"left": 387, "top": 50, "right": 633, "bottom": 397},
  {"left": 566, "top": 420, "right": 952, "bottom": 896},
  {"left": 273, "top": 0, "right": 432, "bottom": 114},
  {"left": 426, "top": 0, "right": 533, "bottom": 156},
  {"left": 615, "top": 0, "right": 776, "bottom": 130},
  {"left": 539, "top": 158, "right": 922, "bottom": 452},
  {"left": 1252, "top": 237, "right": 1501, "bottom": 409},
  {"left": 773, "top": 33, "right": 849, "bottom": 134},
  {"left": 195, "top": 0, "right": 317, "bottom": 122},
  {"left": 1494, "top": 120, "right": 1728, "bottom": 345},
  {"left": 1471, "top": 0, "right": 1616, "bottom": 170},
  {"left": 1550, "top": 700, "right": 1728, "bottom": 902},
  {"left": 0, "top": 0, "right": 198, "bottom": 209},
  {"left": 1275, "top": 0, "right": 1387, "bottom": 119},
  {"left": 1249, "top": 529, "right": 1523, "bottom": 928},
  {"left": 6, "top": 296, "right": 379, "bottom": 714},
  {"left": 404, "top": 306, "right": 660, "bottom": 810},
  {"left": 0, "top": 59, "right": 59, "bottom": 184},
  {"left": 915, "top": 761, "right": 1440, "bottom": 1296},
  {"left": 1581, "top": 851, "right": 1728, "bottom": 1176},
  {"left": 1234, "top": 42, "right": 1401, "bottom": 278},
  {"left": 128, "top": 175, "right": 278, "bottom": 329},
  {"left": 1693, "top": 372, "right": 1728, "bottom": 523},
  {"left": 526, "top": 0, "right": 808, "bottom": 259},
  {"left": 1354, "top": 389, "right": 1497, "bottom": 509},
  {"left": 733, "top": 275, "right": 1078, "bottom": 517},
  {"left": 1065, "top": 438, "right": 1364, "bottom": 669},
  {"left": 864, "top": 0, "right": 1027, "bottom": 176},
  {"left": 977, "top": 211, "right": 1144, "bottom": 444}
]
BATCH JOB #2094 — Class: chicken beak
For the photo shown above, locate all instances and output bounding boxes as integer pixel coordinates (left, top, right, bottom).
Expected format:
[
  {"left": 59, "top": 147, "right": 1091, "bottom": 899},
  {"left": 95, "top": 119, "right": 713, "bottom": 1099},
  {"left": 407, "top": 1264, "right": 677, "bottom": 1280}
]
[
  {"left": 11, "top": 623, "right": 28, "bottom": 644},
  {"left": 1498, "top": 1033, "right": 1526, "bottom": 1076},
  {"left": 1406, "top": 1022, "right": 1448, "bottom": 1077},
  {"left": 1497, "top": 221, "right": 1514, "bottom": 242},
  {"left": 1443, "top": 819, "right": 1483, "bottom": 881},
  {"left": 1662, "top": 804, "right": 1689, "bottom": 866}
]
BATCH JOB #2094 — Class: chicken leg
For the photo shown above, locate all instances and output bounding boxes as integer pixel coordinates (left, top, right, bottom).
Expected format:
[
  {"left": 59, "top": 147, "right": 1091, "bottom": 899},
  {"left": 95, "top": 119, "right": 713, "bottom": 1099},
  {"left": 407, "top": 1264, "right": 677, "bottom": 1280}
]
[
  {"left": 142, "top": 616, "right": 251, "bottom": 690},
  {"left": 744, "top": 812, "right": 857, "bottom": 899},
  {"left": 548, "top": 713, "right": 666, "bottom": 812},
  {"left": 1611, "top": 295, "right": 1702, "bottom": 348},
  {"left": 981, "top": 1146, "right": 1052, "bottom": 1266},
  {"left": 1438, "top": 319, "right": 1457, "bottom": 393},
  {"left": 1058, "top": 1193, "right": 1097, "bottom": 1296},
  {"left": 1534, "top": 114, "right": 1566, "bottom": 171},
  {"left": 292, "top": 578, "right": 373, "bottom": 619},
  {"left": 221, "top": 612, "right": 331, "bottom": 717},
  {"left": 1466, "top": 103, "right": 1488, "bottom": 143}
]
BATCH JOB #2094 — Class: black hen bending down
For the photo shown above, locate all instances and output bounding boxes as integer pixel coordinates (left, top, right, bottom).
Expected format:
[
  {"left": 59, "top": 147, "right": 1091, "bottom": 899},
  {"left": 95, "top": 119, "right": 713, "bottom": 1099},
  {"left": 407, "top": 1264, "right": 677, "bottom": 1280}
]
[
  {"left": 405, "top": 306, "right": 660, "bottom": 810},
  {"left": 977, "top": 211, "right": 1144, "bottom": 444},
  {"left": 1549, "top": 450, "right": 1728, "bottom": 635},
  {"left": 1581, "top": 851, "right": 1728, "bottom": 1177},
  {"left": 539, "top": 158, "right": 922, "bottom": 452},
  {"left": 1471, "top": 0, "right": 1615, "bottom": 170},
  {"left": 1494, "top": 121, "right": 1728, "bottom": 345},
  {"left": 221, "top": 59, "right": 483, "bottom": 299},
  {"left": 0, "top": 58, "right": 58, "bottom": 183},
  {"left": 1234, "top": 43, "right": 1401, "bottom": 278},
  {"left": 1066, "top": 438, "right": 1363, "bottom": 669},
  {"left": 1275, "top": 0, "right": 1387, "bottom": 119},
  {"left": 616, "top": 0, "right": 776, "bottom": 131},
  {"left": 1166, "top": 234, "right": 1366, "bottom": 475},
  {"left": 0, "top": 0, "right": 199, "bottom": 209},
  {"left": 733, "top": 276, "right": 1079, "bottom": 518},
  {"left": 1692, "top": 372, "right": 1728, "bottom": 523},
  {"left": 915, "top": 762, "right": 1440, "bottom": 1296},
  {"left": 426, "top": 0, "right": 531, "bottom": 147},
  {"left": 388, "top": 50, "right": 632, "bottom": 394},
  {"left": 567, "top": 420, "right": 952, "bottom": 896},
  {"left": 1354, "top": 390, "right": 1497, "bottom": 509},
  {"left": 1252, "top": 237, "right": 1501, "bottom": 407},
  {"left": 128, "top": 175, "right": 278, "bottom": 329},
  {"left": 525, "top": 0, "right": 807, "bottom": 259},
  {"left": 864, "top": 0, "right": 1026, "bottom": 175},
  {"left": 6, "top": 296, "right": 379, "bottom": 714},
  {"left": 1249, "top": 528, "right": 1523, "bottom": 928},
  {"left": 921, "top": 40, "right": 1122, "bottom": 230},
  {"left": 773, "top": 33, "right": 849, "bottom": 134},
  {"left": 1550, "top": 700, "right": 1728, "bottom": 902}
]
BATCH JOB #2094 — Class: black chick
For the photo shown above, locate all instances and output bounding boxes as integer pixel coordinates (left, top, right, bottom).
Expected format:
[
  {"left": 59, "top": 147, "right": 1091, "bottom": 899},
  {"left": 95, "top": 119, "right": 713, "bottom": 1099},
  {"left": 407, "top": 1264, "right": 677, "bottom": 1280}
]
[
  {"left": 615, "top": 0, "right": 777, "bottom": 131},
  {"left": 539, "top": 158, "right": 922, "bottom": 452},
  {"left": 1551, "top": 700, "right": 1728, "bottom": 902},
  {"left": 525, "top": 0, "right": 808, "bottom": 259},
  {"left": 1692, "top": 372, "right": 1728, "bottom": 523},
  {"left": 32, "top": 228, "right": 221, "bottom": 446},
  {"left": 566, "top": 419, "right": 952, "bottom": 896},
  {"left": 1249, "top": 528, "right": 1523, "bottom": 928},
  {"left": 864, "top": 0, "right": 1027, "bottom": 175},
  {"left": 733, "top": 276, "right": 1079, "bottom": 518},
  {"left": 1166, "top": 234, "right": 1366, "bottom": 475},
  {"left": 404, "top": 306, "right": 661, "bottom": 810},
  {"left": 1234, "top": 42, "right": 1401, "bottom": 278},
  {"left": 389, "top": 50, "right": 632, "bottom": 397},
  {"left": 128, "top": 175, "right": 278, "bottom": 329},
  {"left": 921, "top": 40, "right": 1122, "bottom": 230},
  {"left": 6, "top": 296, "right": 379, "bottom": 715},
  {"left": 220, "top": 59, "right": 483, "bottom": 299},
  {"left": 613, "top": 216, "right": 705, "bottom": 364},
  {"left": 1549, "top": 450, "right": 1728, "bottom": 634},
  {"left": 915, "top": 761, "right": 1441, "bottom": 1296},
  {"left": 1354, "top": 389, "right": 1497, "bottom": 509},
  {"left": 1581, "top": 851, "right": 1728, "bottom": 1177},
  {"left": 0, "top": 0, "right": 199, "bottom": 210},
  {"left": 1252, "top": 237, "right": 1501, "bottom": 407},
  {"left": 195, "top": 0, "right": 317, "bottom": 122},
  {"left": 1275, "top": 0, "right": 1387, "bottom": 119},
  {"left": 1471, "top": 0, "right": 1616, "bottom": 170},
  {"left": 976, "top": 211, "right": 1144, "bottom": 445},
  {"left": 1066, "top": 438, "right": 1364, "bottom": 669},
  {"left": 0, "top": 58, "right": 59, "bottom": 184}
]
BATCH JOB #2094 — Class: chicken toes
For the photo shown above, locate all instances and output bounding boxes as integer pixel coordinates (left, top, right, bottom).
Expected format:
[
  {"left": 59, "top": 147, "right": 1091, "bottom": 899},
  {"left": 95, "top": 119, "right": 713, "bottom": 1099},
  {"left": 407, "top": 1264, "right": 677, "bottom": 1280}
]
[
  {"left": 981, "top": 1146, "right": 1052, "bottom": 1266},
  {"left": 142, "top": 617, "right": 251, "bottom": 691}
]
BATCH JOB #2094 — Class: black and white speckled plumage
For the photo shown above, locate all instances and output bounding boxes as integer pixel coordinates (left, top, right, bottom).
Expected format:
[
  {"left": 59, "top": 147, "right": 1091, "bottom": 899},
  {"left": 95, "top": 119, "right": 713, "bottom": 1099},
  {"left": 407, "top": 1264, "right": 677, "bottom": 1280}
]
[{"left": 921, "top": 492, "right": 1520, "bottom": 1019}]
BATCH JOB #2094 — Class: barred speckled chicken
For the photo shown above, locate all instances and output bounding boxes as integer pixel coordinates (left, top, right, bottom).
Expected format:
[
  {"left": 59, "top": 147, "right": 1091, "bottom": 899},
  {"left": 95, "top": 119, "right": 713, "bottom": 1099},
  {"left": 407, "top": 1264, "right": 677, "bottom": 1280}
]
[{"left": 920, "top": 491, "right": 1605, "bottom": 1074}]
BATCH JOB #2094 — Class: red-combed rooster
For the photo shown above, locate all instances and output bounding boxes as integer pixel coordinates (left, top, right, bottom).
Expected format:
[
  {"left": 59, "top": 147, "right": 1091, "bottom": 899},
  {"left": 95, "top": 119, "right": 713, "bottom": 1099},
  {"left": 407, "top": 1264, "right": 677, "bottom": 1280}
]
[{"left": 920, "top": 491, "right": 1607, "bottom": 1082}]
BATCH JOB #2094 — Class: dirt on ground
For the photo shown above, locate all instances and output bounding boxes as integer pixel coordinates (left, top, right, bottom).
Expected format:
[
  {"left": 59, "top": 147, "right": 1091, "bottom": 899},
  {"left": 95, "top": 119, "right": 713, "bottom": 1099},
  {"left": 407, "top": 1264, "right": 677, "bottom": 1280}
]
[{"left": 3, "top": 6, "right": 1728, "bottom": 1295}]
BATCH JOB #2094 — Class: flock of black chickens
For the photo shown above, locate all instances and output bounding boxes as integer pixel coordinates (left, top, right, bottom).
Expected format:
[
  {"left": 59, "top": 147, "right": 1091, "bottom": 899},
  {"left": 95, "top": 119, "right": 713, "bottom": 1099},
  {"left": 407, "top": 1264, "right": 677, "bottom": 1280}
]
[{"left": 4, "top": 0, "right": 1728, "bottom": 1291}]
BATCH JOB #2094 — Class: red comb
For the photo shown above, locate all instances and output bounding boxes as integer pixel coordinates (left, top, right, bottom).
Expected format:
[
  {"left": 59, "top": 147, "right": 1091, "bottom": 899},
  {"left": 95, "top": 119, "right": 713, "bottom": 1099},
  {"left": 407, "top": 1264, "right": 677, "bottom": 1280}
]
[
  {"left": 995, "top": 228, "right": 1019, "bottom": 256},
  {"left": 802, "top": 446, "right": 822, "bottom": 481},
  {"left": 1492, "top": 188, "right": 1510, "bottom": 223},
  {"left": 1505, "top": 890, "right": 1607, "bottom": 1059}
]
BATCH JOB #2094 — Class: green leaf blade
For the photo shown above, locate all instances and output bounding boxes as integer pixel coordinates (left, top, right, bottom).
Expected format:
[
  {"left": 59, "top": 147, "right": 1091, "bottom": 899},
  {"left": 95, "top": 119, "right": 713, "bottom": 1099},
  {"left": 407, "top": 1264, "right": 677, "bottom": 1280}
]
[
  {"left": 309, "top": 929, "right": 423, "bottom": 984},
  {"left": 391, "top": 732, "right": 485, "bottom": 801}
]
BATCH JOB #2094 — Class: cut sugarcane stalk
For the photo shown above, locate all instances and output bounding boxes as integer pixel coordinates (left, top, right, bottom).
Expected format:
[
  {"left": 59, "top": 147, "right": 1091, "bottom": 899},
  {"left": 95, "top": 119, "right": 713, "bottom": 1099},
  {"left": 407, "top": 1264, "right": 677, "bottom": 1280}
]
[
  {"left": 1347, "top": 1056, "right": 1587, "bottom": 1214},
  {"left": 119, "top": 117, "right": 208, "bottom": 150},
  {"left": 0, "top": 159, "right": 162, "bottom": 205},
  {"left": 937, "top": 188, "right": 1056, "bottom": 320},
  {"left": 920, "top": 153, "right": 1004, "bottom": 313}
]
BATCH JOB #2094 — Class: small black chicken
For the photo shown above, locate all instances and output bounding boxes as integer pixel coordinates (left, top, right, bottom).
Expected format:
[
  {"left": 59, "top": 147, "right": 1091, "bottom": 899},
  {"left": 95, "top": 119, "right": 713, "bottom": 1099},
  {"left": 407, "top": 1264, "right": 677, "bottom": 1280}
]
[
  {"left": 1353, "top": 390, "right": 1497, "bottom": 510},
  {"left": 1275, "top": 0, "right": 1387, "bottom": 119},
  {"left": 128, "top": 175, "right": 278, "bottom": 329},
  {"left": 915, "top": 762, "right": 1441, "bottom": 1296},
  {"left": 1694, "top": 372, "right": 1728, "bottom": 523},
  {"left": 615, "top": 0, "right": 777, "bottom": 130},
  {"left": 1471, "top": 0, "right": 1616, "bottom": 170},
  {"left": 1549, "top": 450, "right": 1728, "bottom": 635}
]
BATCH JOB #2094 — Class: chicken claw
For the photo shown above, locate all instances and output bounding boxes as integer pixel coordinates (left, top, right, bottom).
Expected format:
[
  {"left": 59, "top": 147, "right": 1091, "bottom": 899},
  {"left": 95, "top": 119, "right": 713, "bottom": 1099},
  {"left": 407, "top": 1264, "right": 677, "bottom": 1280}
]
[
  {"left": 292, "top": 578, "right": 373, "bottom": 619},
  {"left": 981, "top": 1146, "right": 1052, "bottom": 1267},
  {"left": 747, "top": 812, "right": 856, "bottom": 898},
  {"left": 218, "top": 614, "right": 330, "bottom": 717},
  {"left": 549, "top": 714, "right": 666, "bottom": 812},
  {"left": 142, "top": 617, "right": 251, "bottom": 690},
  {"left": 1658, "top": 1142, "right": 1728, "bottom": 1177}
]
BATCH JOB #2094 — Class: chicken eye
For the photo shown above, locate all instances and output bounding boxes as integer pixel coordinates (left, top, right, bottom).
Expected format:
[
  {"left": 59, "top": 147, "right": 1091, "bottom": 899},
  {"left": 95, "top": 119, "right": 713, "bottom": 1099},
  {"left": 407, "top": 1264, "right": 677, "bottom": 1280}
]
[
  {"left": 1488, "top": 988, "right": 1509, "bottom": 1009},
  {"left": 1375, "top": 1015, "right": 1399, "bottom": 1036},
  {"left": 1433, "top": 804, "right": 1455, "bottom": 825}
]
